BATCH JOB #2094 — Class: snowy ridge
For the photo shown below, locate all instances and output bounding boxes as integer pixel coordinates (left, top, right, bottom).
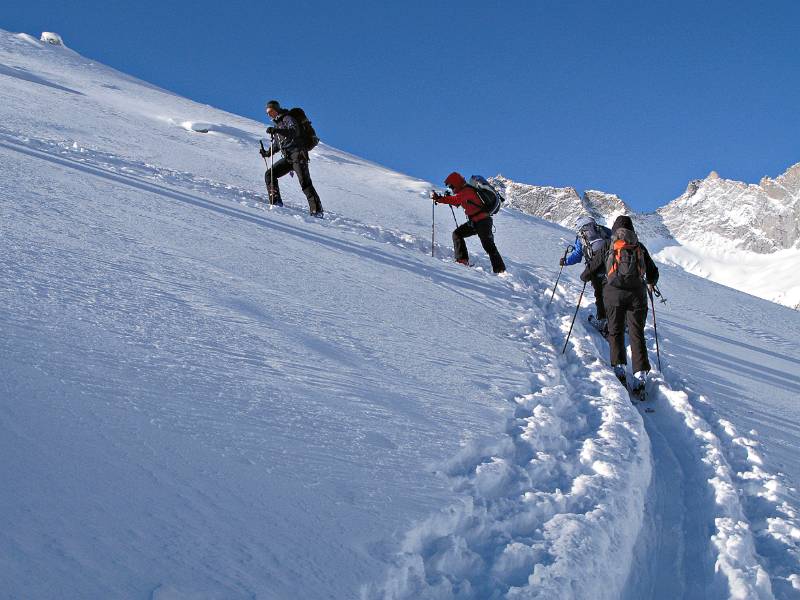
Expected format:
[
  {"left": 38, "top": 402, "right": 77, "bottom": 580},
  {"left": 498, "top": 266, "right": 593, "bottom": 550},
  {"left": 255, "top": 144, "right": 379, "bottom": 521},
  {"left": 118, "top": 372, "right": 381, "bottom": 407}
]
[
  {"left": 660, "top": 166, "right": 800, "bottom": 253},
  {"left": 491, "top": 176, "right": 633, "bottom": 229},
  {"left": 494, "top": 167, "right": 800, "bottom": 310},
  {"left": 2, "top": 27, "right": 800, "bottom": 599},
  {"left": 492, "top": 176, "right": 583, "bottom": 227}
]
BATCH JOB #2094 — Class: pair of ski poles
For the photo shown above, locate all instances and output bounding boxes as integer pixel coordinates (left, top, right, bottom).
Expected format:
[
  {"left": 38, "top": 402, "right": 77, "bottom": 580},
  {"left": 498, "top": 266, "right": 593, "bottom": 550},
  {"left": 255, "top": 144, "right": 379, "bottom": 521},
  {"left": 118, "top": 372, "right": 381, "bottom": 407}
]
[
  {"left": 648, "top": 285, "right": 663, "bottom": 370},
  {"left": 260, "top": 134, "right": 289, "bottom": 204},
  {"left": 551, "top": 245, "right": 586, "bottom": 355},
  {"left": 430, "top": 194, "right": 459, "bottom": 257},
  {"left": 260, "top": 137, "right": 276, "bottom": 203},
  {"left": 558, "top": 265, "right": 663, "bottom": 371}
]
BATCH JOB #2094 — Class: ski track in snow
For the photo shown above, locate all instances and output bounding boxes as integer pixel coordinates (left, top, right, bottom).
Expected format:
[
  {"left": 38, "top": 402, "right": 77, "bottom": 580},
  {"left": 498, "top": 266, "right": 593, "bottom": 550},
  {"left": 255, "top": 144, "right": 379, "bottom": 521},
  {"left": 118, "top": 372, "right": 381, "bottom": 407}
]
[
  {"left": 368, "top": 269, "right": 651, "bottom": 599},
  {"left": 3, "top": 128, "right": 800, "bottom": 599}
]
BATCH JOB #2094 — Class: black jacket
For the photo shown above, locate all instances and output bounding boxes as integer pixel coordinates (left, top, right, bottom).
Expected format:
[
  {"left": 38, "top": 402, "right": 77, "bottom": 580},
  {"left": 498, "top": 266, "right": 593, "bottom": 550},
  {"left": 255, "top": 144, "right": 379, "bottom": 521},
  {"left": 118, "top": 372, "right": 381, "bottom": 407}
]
[
  {"left": 580, "top": 216, "right": 659, "bottom": 306},
  {"left": 268, "top": 111, "right": 302, "bottom": 156}
]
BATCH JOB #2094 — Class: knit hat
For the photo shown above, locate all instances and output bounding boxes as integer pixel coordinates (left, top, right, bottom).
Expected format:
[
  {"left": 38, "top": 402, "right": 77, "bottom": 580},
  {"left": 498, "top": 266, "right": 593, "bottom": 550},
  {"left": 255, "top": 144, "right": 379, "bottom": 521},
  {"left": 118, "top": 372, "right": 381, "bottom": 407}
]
[
  {"left": 265, "top": 100, "right": 281, "bottom": 111},
  {"left": 611, "top": 215, "right": 635, "bottom": 232},
  {"left": 444, "top": 172, "right": 466, "bottom": 190}
]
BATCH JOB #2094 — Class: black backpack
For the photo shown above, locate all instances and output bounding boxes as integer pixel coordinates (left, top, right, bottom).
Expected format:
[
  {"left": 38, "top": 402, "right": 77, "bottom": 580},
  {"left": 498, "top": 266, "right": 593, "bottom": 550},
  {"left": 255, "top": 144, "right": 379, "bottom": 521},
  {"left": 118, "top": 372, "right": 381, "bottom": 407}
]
[
  {"left": 579, "top": 221, "right": 611, "bottom": 259},
  {"left": 605, "top": 229, "right": 646, "bottom": 290},
  {"left": 287, "top": 107, "right": 320, "bottom": 151},
  {"left": 466, "top": 175, "right": 504, "bottom": 216}
]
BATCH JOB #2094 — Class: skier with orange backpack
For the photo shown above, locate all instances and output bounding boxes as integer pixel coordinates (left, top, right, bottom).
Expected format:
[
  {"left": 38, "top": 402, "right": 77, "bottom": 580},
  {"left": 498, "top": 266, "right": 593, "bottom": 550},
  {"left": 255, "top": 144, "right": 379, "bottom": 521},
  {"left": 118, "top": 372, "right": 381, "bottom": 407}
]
[{"left": 581, "top": 215, "right": 659, "bottom": 397}]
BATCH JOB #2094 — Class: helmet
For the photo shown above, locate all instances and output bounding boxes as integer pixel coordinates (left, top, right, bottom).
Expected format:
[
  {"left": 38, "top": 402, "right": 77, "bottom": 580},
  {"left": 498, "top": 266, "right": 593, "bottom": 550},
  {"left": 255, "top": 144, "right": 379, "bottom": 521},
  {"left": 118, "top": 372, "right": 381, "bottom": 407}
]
[{"left": 575, "top": 215, "right": 595, "bottom": 229}]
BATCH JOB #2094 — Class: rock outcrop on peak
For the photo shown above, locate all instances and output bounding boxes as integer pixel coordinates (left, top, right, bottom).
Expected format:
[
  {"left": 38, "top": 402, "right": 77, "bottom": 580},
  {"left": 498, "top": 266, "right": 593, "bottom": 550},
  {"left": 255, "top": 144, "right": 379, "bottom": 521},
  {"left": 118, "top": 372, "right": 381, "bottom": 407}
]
[
  {"left": 491, "top": 175, "right": 583, "bottom": 228},
  {"left": 581, "top": 190, "right": 631, "bottom": 226},
  {"left": 496, "top": 162, "right": 800, "bottom": 254},
  {"left": 40, "top": 32, "right": 64, "bottom": 46},
  {"left": 491, "top": 175, "right": 638, "bottom": 230},
  {"left": 658, "top": 163, "right": 800, "bottom": 253}
]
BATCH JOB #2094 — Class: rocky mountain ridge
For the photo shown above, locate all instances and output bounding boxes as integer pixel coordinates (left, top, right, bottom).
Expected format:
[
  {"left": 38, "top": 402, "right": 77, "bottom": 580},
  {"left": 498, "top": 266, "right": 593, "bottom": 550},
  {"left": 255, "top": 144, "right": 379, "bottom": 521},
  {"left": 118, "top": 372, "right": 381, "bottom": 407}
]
[{"left": 493, "top": 162, "right": 800, "bottom": 254}]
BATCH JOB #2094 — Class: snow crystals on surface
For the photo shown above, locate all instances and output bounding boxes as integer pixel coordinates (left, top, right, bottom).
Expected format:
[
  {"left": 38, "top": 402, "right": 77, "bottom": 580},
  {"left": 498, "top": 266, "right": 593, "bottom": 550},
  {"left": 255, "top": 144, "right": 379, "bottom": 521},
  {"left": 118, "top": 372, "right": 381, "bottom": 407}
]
[{"left": 1, "top": 26, "right": 800, "bottom": 600}]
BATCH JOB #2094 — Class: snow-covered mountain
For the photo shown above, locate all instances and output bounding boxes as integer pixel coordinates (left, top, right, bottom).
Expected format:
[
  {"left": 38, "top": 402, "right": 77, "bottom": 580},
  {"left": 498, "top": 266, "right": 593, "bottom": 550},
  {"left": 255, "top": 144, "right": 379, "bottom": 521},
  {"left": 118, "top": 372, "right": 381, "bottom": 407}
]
[
  {"left": 492, "top": 175, "right": 632, "bottom": 229},
  {"left": 495, "top": 165, "right": 800, "bottom": 310},
  {"left": 2, "top": 27, "right": 799, "bottom": 599},
  {"left": 661, "top": 166, "right": 800, "bottom": 253}
]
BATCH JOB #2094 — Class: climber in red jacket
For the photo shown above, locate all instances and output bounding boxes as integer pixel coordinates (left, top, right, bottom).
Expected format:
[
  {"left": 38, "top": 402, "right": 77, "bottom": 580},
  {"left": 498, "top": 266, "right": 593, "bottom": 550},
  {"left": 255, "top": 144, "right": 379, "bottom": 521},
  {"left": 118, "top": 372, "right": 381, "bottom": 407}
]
[{"left": 431, "top": 172, "right": 506, "bottom": 274}]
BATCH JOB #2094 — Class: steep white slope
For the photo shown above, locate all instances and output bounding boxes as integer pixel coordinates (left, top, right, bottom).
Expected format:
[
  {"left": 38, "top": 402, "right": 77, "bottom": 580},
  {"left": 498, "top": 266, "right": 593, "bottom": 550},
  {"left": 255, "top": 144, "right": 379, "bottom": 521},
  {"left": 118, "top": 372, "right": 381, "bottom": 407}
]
[
  {"left": 0, "top": 29, "right": 649, "bottom": 599},
  {"left": 1, "top": 28, "right": 799, "bottom": 600}
]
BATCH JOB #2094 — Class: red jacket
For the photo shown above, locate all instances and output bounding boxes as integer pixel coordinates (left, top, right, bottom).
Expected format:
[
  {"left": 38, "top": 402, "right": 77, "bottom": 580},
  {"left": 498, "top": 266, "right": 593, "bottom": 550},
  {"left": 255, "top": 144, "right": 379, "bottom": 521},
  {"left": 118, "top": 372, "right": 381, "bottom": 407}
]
[{"left": 436, "top": 187, "right": 489, "bottom": 222}]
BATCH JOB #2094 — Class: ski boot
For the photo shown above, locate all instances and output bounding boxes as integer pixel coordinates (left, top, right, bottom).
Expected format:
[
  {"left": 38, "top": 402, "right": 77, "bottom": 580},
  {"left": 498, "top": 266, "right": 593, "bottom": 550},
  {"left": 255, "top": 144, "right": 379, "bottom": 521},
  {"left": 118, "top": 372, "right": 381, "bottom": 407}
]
[
  {"left": 630, "top": 371, "right": 647, "bottom": 401},
  {"left": 589, "top": 315, "right": 609, "bottom": 338},
  {"left": 613, "top": 365, "right": 627, "bottom": 388}
]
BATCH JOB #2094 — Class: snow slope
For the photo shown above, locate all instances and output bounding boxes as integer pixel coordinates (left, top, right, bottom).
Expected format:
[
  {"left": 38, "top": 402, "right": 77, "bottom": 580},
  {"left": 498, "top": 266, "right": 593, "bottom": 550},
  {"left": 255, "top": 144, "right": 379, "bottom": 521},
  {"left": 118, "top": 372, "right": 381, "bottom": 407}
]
[{"left": 1, "top": 28, "right": 799, "bottom": 599}]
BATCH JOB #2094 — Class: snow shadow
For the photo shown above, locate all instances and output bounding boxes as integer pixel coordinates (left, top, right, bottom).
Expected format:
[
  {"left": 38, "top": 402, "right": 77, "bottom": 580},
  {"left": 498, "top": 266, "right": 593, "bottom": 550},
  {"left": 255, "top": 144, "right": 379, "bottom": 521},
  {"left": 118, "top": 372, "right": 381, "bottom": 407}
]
[
  {"left": 660, "top": 318, "right": 800, "bottom": 394},
  {"left": 0, "top": 63, "right": 83, "bottom": 95},
  {"left": 661, "top": 317, "right": 800, "bottom": 367}
]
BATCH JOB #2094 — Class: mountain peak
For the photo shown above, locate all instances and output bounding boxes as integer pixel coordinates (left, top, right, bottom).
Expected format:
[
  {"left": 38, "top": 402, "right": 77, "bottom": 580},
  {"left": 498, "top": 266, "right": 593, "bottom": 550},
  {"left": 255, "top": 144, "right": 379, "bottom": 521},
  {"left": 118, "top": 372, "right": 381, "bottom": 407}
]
[
  {"left": 498, "top": 159, "right": 799, "bottom": 255},
  {"left": 490, "top": 176, "right": 633, "bottom": 228}
]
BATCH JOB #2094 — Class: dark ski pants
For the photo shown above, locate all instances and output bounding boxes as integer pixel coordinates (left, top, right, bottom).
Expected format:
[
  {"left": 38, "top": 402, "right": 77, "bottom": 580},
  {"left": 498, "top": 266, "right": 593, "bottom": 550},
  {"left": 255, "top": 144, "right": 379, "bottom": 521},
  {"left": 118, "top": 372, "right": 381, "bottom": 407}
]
[
  {"left": 453, "top": 218, "right": 506, "bottom": 273},
  {"left": 605, "top": 290, "right": 650, "bottom": 373},
  {"left": 265, "top": 152, "right": 323, "bottom": 214},
  {"left": 590, "top": 276, "right": 607, "bottom": 320}
]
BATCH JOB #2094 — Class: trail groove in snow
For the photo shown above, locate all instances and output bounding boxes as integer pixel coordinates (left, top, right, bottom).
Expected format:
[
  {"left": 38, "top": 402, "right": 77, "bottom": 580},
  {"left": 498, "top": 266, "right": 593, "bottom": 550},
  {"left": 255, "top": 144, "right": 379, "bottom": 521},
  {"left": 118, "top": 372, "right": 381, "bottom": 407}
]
[{"left": 370, "top": 268, "right": 651, "bottom": 599}]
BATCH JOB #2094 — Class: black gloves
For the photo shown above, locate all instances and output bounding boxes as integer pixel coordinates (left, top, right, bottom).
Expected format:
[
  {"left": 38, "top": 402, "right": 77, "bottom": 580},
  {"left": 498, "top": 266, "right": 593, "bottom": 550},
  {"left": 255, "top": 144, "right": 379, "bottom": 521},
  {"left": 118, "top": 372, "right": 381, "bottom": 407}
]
[
  {"left": 266, "top": 126, "right": 277, "bottom": 135},
  {"left": 259, "top": 147, "right": 270, "bottom": 158},
  {"left": 430, "top": 191, "right": 441, "bottom": 202}
]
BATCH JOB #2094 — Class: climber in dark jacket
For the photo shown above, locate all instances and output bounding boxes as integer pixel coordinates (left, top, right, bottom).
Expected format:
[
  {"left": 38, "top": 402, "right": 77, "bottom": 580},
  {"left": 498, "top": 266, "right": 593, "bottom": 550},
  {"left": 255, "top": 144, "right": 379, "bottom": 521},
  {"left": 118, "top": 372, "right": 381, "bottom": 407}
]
[
  {"left": 260, "top": 100, "right": 324, "bottom": 217},
  {"left": 581, "top": 215, "right": 659, "bottom": 391}
]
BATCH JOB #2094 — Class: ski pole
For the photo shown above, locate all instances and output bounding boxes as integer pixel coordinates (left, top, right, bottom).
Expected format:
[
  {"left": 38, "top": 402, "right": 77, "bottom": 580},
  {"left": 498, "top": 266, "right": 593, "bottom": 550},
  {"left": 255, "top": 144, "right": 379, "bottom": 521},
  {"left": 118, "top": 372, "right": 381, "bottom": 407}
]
[
  {"left": 431, "top": 198, "right": 435, "bottom": 257},
  {"left": 562, "top": 280, "right": 587, "bottom": 354},
  {"left": 653, "top": 284, "right": 667, "bottom": 304},
  {"left": 648, "top": 286, "right": 662, "bottom": 371},
  {"left": 449, "top": 205, "right": 459, "bottom": 227},
  {"left": 269, "top": 134, "right": 277, "bottom": 203},
  {"left": 259, "top": 140, "right": 269, "bottom": 169},
  {"left": 549, "top": 245, "right": 573, "bottom": 305},
  {"left": 260, "top": 140, "right": 272, "bottom": 202}
]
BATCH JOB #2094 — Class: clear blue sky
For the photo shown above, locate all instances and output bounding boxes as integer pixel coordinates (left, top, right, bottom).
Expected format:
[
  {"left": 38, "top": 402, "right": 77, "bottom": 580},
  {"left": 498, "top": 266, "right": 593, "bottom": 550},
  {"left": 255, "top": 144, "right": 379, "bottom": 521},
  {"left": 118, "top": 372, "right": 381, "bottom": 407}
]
[{"left": 4, "top": 1, "right": 799, "bottom": 211}]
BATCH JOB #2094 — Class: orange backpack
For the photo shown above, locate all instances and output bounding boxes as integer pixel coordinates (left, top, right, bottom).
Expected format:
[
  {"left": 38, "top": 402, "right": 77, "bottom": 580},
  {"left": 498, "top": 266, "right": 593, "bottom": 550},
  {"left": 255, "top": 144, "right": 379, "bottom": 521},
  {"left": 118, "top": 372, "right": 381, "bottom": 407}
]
[{"left": 606, "top": 229, "right": 646, "bottom": 289}]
